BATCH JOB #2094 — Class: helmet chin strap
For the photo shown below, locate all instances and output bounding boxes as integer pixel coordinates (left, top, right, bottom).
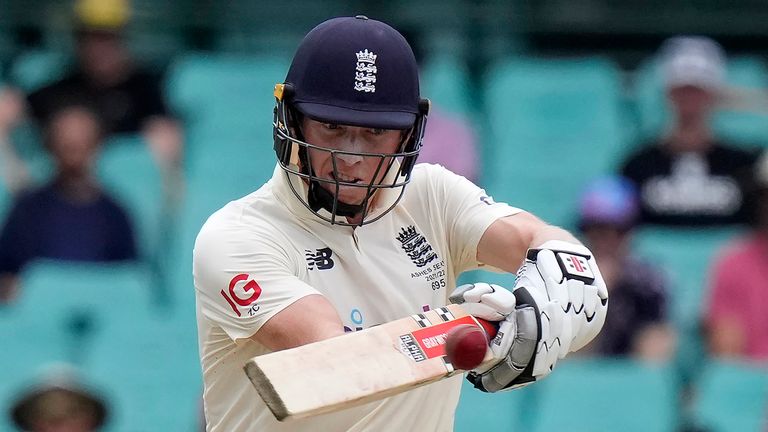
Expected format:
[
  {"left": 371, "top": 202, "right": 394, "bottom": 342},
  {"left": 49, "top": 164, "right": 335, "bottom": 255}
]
[{"left": 307, "top": 181, "right": 366, "bottom": 218}]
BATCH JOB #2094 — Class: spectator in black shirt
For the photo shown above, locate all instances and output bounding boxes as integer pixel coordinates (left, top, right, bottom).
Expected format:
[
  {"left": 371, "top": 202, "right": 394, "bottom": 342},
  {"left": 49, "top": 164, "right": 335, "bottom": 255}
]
[{"left": 621, "top": 36, "right": 759, "bottom": 226}]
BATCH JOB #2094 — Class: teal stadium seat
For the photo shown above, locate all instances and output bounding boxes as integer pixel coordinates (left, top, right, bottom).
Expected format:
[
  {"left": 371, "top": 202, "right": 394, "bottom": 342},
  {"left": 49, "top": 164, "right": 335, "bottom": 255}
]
[
  {"left": 483, "top": 57, "right": 628, "bottom": 228},
  {"left": 455, "top": 377, "right": 535, "bottom": 432},
  {"left": 83, "top": 312, "right": 201, "bottom": 432},
  {"left": 694, "top": 360, "right": 768, "bottom": 432},
  {"left": 9, "top": 50, "right": 71, "bottom": 92},
  {"left": 165, "top": 53, "right": 288, "bottom": 179},
  {"left": 0, "top": 261, "right": 153, "bottom": 431},
  {"left": 13, "top": 260, "right": 153, "bottom": 329},
  {"left": 0, "top": 167, "right": 8, "bottom": 221},
  {"left": 421, "top": 53, "right": 473, "bottom": 117},
  {"left": 97, "top": 134, "right": 164, "bottom": 261},
  {"left": 531, "top": 359, "right": 677, "bottom": 432},
  {"left": 634, "top": 55, "right": 768, "bottom": 148}
]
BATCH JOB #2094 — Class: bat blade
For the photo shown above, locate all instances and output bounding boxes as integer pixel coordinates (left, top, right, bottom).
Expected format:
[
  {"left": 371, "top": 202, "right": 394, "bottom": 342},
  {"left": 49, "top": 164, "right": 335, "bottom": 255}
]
[{"left": 244, "top": 304, "right": 495, "bottom": 421}]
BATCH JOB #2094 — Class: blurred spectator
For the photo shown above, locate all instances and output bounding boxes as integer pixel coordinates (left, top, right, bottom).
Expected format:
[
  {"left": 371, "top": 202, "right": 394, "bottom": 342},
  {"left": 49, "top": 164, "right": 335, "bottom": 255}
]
[
  {"left": 704, "top": 150, "right": 768, "bottom": 361},
  {"left": 577, "top": 176, "right": 675, "bottom": 362},
  {"left": 10, "top": 364, "right": 107, "bottom": 432},
  {"left": 621, "top": 36, "right": 758, "bottom": 226},
  {"left": 0, "top": 106, "right": 137, "bottom": 303},
  {"left": 418, "top": 106, "right": 479, "bottom": 183},
  {"left": 0, "top": 0, "right": 182, "bottom": 173}
]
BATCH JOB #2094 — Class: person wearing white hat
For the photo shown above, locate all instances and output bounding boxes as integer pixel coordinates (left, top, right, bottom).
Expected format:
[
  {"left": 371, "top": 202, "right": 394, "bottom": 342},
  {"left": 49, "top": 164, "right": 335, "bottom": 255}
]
[{"left": 620, "top": 36, "right": 759, "bottom": 226}]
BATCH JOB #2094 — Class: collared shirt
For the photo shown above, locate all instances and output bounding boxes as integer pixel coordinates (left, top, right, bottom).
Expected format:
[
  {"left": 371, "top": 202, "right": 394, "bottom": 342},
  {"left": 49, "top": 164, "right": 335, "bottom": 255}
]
[{"left": 194, "top": 163, "right": 519, "bottom": 432}]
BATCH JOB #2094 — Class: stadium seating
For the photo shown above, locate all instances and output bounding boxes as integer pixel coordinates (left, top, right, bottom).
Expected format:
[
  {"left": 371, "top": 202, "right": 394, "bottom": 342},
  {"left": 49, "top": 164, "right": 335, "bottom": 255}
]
[
  {"left": 97, "top": 134, "right": 165, "bottom": 261},
  {"left": 0, "top": 172, "right": 8, "bottom": 221},
  {"left": 83, "top": 312, "right": 201, "bottom": 432},
  {"left": 8, "top": 49, "right": 71, "bottom": 92},
  {"left": 455, "top": 378, "right": 528, "bottom": 432},
  {"left": 693, "top": 360, "right": 768, "bottom": 432},
  {"left": 482, "top": 57, "right": 628, "bottom": 228},
  {"left": 165, "top": 53, "right": 288, "bottom": 176},
  {"left": 421, "top": 53, "right": 474, "bottom": 117},
  {"left": 530, "top": 358, "right": 677, "bottom": 432},
  {"left": 0, "top": 260, "right": 156, "bottom": 431},
  {"left": 13, "top": 260, "right": 154, "bottom": 327}
]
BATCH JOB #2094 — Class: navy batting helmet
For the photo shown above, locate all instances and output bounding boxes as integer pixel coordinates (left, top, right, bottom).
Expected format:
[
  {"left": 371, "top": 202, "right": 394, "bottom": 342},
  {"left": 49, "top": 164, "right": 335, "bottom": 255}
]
[{"left": 273, "top": 15, "right": 430, "bottom": 226}]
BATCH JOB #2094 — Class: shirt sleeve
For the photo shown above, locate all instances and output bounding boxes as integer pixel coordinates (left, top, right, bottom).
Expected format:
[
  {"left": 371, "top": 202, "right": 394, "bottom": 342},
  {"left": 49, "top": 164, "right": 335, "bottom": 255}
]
[
  {"left": 421, "top": 165, "right": 522, "bottom": 274},
  {"left": 193, "top": 211, "right": 320, "bottom": 342}
]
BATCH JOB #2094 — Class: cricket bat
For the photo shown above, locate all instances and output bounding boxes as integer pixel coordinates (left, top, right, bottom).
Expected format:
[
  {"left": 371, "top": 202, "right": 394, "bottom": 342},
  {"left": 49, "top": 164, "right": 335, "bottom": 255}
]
[{"left": 244, "top": 304, "right": 496, "bottom": 421}]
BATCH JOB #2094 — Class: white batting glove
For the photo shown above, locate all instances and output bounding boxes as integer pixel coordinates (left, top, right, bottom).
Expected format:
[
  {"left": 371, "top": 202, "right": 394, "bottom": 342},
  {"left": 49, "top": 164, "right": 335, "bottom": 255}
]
[
  {"left": 449, "top": 283, "right": 540, "bottom": 392},
  {"left": 514, "top": 240, "right": 609, "bottom": 379},
  {"left": 449, "top": 241, "right": 608, "bottom": 393}
]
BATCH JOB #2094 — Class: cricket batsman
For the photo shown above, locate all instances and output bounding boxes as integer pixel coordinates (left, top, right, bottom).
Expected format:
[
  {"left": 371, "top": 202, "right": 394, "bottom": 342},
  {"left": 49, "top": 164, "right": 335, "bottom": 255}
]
[{"left": 194, "top": 15, "right": 608, "bottom": 431}]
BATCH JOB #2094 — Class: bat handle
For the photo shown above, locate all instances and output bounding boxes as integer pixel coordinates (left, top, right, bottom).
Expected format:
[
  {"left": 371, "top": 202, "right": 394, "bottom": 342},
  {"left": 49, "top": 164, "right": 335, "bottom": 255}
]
[{"left": 476, "top": 318, "right": 499, "bottom": 341}]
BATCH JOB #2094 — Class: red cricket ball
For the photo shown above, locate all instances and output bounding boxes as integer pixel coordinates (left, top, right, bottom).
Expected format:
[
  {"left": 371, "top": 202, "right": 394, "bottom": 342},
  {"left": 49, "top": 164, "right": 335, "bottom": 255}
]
[{"left": 445, "top": 324, "right": 490, "bottom": 370}]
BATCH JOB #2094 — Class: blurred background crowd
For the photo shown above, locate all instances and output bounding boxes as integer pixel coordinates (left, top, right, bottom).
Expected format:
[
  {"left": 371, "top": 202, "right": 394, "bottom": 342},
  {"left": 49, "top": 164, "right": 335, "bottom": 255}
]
[{"left": 0, "top": 0, "right": 767, "bottom": 431}]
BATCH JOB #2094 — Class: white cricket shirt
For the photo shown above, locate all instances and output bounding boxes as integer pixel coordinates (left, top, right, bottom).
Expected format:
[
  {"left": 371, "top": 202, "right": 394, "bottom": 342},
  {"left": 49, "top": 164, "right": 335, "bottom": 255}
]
[{"left": 194, "top": 163, "right": 520, "bottom": 432}]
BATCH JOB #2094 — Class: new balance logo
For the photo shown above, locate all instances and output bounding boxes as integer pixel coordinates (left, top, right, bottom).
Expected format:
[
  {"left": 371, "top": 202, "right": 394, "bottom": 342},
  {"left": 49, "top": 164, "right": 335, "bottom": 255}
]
[
  {"left": 306, "top": 247, "right": 335, "bottom": 270},
  {"left": 396, "top": 226, "right": 438, "bottom": 268}
]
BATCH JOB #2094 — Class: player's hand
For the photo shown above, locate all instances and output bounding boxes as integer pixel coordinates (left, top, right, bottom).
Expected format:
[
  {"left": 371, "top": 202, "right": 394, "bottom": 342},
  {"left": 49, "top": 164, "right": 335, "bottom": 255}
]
[
  {"left": 448, "top": 282, "right": 540, "bottom": 392},
  {"left": 449, "top": 240, "right": 608, "bottom": 393}
]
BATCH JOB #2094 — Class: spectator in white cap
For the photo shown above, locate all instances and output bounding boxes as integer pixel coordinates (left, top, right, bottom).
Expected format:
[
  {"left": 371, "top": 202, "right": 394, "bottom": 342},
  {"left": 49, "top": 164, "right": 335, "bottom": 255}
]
[{"left": 620, "top": 36, "right": 759, "bottom": 226}]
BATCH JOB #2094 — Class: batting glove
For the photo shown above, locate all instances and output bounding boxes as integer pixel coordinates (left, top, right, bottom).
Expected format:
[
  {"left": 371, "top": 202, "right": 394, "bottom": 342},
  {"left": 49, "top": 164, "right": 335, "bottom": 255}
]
[
  {"left": 450, "top": 240, "right": 608, "bottom": 392},
  {"left": 449, "top": 283, "right": 539, "bottom": 393}
]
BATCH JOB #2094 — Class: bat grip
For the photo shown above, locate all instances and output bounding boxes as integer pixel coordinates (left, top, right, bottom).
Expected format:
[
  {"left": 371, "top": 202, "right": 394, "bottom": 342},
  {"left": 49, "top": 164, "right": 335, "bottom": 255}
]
[{"left": 476, "top": 318, "right": 499, "bottom": 341}]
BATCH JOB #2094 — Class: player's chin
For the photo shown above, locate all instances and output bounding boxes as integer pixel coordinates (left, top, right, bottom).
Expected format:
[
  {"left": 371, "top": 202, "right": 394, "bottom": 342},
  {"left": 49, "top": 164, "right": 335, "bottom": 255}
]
[{"left": 323, "top": 184, "right": 368, "bottom": 205}]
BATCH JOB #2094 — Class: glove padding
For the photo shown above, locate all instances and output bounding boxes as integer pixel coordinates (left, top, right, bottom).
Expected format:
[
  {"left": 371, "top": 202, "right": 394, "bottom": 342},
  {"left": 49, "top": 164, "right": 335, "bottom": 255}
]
[
  {"left": 449, "top": 240, "right": 608, "bottom": 392},
  {"left": 449, "top": 283, "right": 539, "bottom": 392},
  {"left": 514, "top": 240, "right": 608, "bottom": 379}
]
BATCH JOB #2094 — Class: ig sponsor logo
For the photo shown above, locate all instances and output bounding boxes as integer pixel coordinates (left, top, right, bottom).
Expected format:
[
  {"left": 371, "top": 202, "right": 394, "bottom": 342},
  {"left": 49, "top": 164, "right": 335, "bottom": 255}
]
[{"left": 220, "top": 274, "right": 262, "bottom": 317}]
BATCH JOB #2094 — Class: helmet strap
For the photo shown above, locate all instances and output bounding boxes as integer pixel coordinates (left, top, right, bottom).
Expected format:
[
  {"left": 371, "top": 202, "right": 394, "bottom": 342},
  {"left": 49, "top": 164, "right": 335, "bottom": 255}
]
[{"left": 307, "top": 181, "right": 365, "bottom": 217}]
